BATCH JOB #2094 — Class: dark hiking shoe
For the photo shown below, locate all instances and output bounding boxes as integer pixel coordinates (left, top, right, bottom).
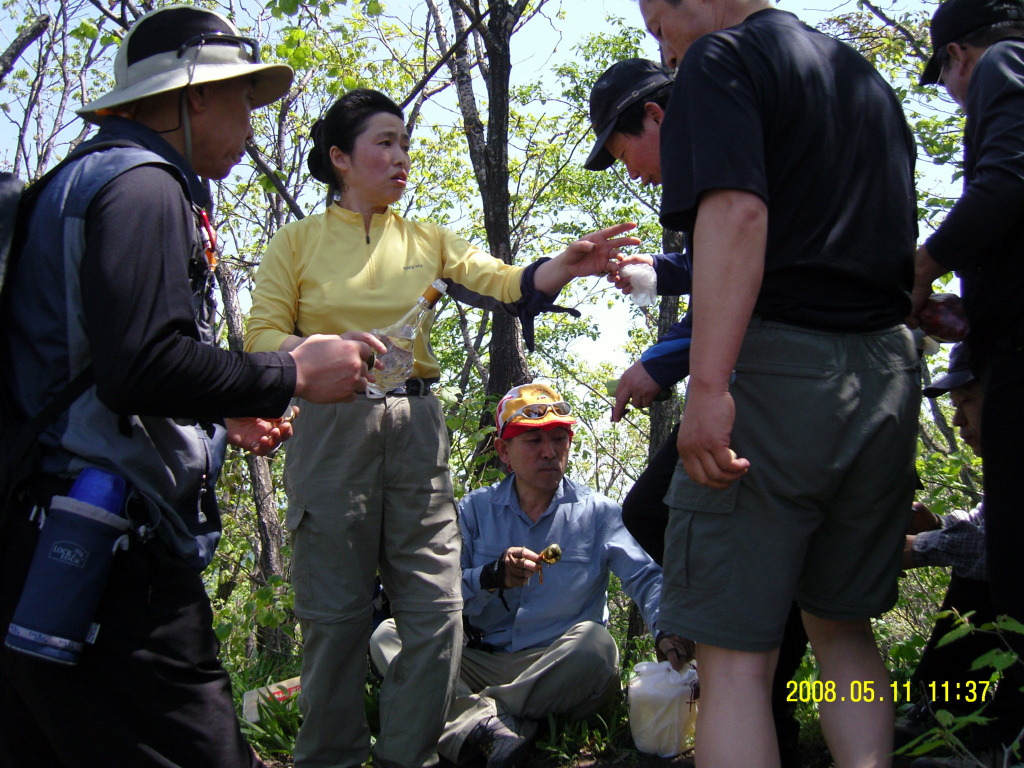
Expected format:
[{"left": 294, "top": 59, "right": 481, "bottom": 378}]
[
  {"left": 465, "top": 714, "right": 534, "bottom": 768},
  {"left": 896, "top": 700, "right": 938, "bottom": 748}
]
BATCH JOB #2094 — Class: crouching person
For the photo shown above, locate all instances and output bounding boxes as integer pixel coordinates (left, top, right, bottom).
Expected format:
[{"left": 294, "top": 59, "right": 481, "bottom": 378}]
[{"left": 370, "top": 383, "right": 688, "bottom": 768}]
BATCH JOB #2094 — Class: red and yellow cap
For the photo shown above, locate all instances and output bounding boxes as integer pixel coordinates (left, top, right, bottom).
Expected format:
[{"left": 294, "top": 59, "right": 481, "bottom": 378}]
[{"left": 495, "top": 383, "right": 576, "bottom": 440}]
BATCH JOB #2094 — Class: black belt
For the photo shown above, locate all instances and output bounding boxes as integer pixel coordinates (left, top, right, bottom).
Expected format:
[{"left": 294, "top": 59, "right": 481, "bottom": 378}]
[
  {"left": 14, "top": 473, "right": 74, "bottom": 508},
  {"left": 13, "top": 473, "right": 146, "bottom": 519},
  {"left": 396, "top": 379, "right": 436, "bottom": 396}
]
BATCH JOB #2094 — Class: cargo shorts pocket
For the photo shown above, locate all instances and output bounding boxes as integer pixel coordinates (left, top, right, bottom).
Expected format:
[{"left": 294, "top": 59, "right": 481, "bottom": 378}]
[{"left": 662, "top": 465, "right": 741, "bottom": 593}]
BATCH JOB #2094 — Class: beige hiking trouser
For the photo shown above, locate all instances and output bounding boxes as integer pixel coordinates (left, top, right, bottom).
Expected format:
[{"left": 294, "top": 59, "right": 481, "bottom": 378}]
[
  {"left": 370, "top": 619, "right": 620, "bottom": 763},
  {"left": 285, "top": 394, "right": 463, "bottom": 768}
]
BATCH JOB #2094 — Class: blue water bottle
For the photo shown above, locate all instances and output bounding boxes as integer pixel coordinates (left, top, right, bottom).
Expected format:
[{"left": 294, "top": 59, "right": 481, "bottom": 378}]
[{"left": 5, "top": 467, "right": 131, "bottom": 665}]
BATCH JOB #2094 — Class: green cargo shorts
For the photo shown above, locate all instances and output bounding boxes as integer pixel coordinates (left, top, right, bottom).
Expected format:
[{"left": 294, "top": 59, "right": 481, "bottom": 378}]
[{"left": 659, "top": 318, "right": 921, "bottom": 651}]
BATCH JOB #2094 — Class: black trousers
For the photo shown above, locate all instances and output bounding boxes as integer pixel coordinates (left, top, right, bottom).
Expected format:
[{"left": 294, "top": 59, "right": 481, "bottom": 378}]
[
  {"left": 621, "top": 427, "right": 809, "bottom": 768},
  {"left": 0, "top": 489, "right": 262, "bottom": 768},
  {"left": 912, "top": 573, "right": 1024, "bottom": 746},
  {"left": 912, "top": 575, "right": 998, "bottom": 705},
  {"left": 979, "top": 350, "right": 1024, "bottom": 746}
]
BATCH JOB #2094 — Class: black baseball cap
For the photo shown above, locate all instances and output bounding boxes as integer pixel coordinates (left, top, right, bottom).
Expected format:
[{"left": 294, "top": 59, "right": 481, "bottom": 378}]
[
  {"left": 922, "top": 341, "right": 976, "bottom": 397},
  {"left": 584, "top": 58, "right": 674, "bottom": 171},
  {"left": 920, "top": 0, "right": 1024, "bottom": 84}
]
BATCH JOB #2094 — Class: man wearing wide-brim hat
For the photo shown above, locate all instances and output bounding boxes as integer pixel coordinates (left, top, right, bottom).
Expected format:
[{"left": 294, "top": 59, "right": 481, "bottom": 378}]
[{"left": 0, "top": 6, "right": 382, "bottom": 766}]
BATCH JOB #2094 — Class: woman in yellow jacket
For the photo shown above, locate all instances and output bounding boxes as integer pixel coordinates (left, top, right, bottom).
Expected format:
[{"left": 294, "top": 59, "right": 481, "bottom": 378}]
[{"left": 245, "top": 88, "right": 638, "bottom": 768}]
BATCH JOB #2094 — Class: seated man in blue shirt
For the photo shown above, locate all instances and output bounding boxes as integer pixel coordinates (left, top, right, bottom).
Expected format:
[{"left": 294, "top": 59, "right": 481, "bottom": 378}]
[{"left": 370, "top": 382, "right": 687, "bottom": 768}]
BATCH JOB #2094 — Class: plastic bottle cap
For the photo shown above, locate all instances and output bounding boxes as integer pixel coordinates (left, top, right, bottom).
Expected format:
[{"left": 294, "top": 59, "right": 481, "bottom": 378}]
[{"left": 69, "top": 468, "right": 126, "bottom": 515}]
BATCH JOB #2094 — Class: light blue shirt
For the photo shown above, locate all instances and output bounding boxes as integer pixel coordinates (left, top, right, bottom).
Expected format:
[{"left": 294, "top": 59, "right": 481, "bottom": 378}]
[{"left": 460, "top": 475, "right": 663, "bottom": 653}]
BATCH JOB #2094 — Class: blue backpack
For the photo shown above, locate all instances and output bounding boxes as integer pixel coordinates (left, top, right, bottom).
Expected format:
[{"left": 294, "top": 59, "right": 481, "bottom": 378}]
[{"left": 0, "top": 141, "right": 131, "bottom": 512}]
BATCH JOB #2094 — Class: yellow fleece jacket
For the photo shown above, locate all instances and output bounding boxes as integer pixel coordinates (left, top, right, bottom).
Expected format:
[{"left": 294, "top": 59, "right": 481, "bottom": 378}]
[{"left": 245, "top": 204, "right": 524, "bottom": 380}]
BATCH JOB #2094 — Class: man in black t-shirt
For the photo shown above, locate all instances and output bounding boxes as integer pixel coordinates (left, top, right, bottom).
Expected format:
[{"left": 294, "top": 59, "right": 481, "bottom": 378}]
[
  {"left": 584, "top": 58, "right": 810, "bottom": 768},
  {"left": 635, "top": 1, "right": 920, "bottom": 766}
]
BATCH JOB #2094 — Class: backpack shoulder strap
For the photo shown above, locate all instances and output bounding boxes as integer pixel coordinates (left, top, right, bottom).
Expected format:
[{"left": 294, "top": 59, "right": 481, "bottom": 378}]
[{"left": 0, "top": 140, "right": 144, "bottom": 514}]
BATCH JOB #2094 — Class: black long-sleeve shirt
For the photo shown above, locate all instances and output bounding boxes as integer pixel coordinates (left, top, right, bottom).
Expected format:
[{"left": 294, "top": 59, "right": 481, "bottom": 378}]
[
  {"left": 82, "top": 163, "right": 294, "bottom": 420},
  {"left": 925, "top": 39, "right": 1024, "bottom": 355}
]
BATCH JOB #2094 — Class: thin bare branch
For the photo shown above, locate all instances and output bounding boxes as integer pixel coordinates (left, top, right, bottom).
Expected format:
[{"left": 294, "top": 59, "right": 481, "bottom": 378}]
[
  {"left": 860, "top": 0, "right": 929, "bottom": 61},
  {"left": 400, "top": 7, "right": 490, "bottom": 110},
  {"left": 245, "top": 141, "right": 305, "bottom": 220}
]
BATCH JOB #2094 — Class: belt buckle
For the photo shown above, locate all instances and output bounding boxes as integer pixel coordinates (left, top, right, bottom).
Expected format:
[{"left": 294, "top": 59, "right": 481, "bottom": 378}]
[{"left": 405, "top": 379, "right": 430, "bottom": 397}]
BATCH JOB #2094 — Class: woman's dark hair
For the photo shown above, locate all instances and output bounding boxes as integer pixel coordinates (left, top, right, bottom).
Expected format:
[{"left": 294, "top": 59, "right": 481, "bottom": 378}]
[
  {"left": 307, "top": 88, "right": 404, "bottom": 197},
  {"left": 612, "top": 82, "right": 673, "bottom": 138}
]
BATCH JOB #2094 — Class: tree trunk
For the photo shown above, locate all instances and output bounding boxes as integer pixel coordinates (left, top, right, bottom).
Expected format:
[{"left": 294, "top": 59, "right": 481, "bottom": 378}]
[
  {"left": 215, "top": 260, "right": 293, "bottom": 659},
  {"left": 439, "top": 0, "right": 539, "bottom": 475},
  {"left": 647, "top": 229, "right": 685, "bottom": 460}
]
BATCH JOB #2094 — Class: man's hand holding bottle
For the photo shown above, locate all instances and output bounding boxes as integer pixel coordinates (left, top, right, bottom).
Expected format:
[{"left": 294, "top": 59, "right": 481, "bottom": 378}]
[{"left": 290, "top": 332, "right": 386, "bottom": 403}]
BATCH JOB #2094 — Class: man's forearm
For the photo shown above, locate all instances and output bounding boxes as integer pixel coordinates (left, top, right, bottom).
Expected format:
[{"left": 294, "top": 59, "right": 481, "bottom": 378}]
[{"left": 689, "top": 189, "right": 767, "bottom": 393}]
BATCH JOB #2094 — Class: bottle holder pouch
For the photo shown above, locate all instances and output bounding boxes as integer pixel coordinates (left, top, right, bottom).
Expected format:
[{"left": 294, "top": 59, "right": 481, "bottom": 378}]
[{"left": 5, "top": 495, "right": 131, "bottom": 665}]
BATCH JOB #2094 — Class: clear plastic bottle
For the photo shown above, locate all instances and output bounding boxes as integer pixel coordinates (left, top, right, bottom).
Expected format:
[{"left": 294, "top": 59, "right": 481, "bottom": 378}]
[{"left": 366, "top": 279, "right": 447, "bottom": 398}]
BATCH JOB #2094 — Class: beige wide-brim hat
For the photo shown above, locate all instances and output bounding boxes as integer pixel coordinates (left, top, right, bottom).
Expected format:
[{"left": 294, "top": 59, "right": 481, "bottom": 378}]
[{"left": 77, "top": 4, "right": 293, "bottom": 124}]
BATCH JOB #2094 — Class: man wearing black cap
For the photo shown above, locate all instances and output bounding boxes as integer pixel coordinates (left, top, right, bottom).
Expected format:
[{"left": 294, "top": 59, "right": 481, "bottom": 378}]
[
  {"left": 632, "top": 0, "right": 920, "bottom": 766},
  {"left": 911, "top": 3, "right": 1024, "bottom": 753},
  {"left": 584, "top": 58, "right": 692, "bottom": 419},
  {"left": 900, "top": 344, "right": 993, "bottom": 744},
  {"left": 0, "top": 6, "right": 381, "bottom": 767}
]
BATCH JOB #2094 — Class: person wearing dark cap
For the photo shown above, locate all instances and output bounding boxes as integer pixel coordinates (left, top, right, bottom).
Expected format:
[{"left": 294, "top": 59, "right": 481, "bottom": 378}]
[
  {"left": 0, "top": 6, "right": 383, "bottom": 766},
  {"left": 911, "top": 2, "right": 1024, "bottom": 754},
  {"left": 900, "top": 343, "right": 1024, "bottom": 766},
  {"left": 584, "top": 57, "right": 813, "bottom": 768},
  {"left": 630, "top": 1, "right": 921, "bottom": 766},
  {"left": 369, "top": 383, "right": 689, "bottom": 768},
  {"left": 584, "top": 58, "right": 693, "bottom": 420}
]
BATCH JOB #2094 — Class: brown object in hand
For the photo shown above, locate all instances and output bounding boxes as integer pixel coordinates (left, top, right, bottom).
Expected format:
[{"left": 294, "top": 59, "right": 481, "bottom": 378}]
[
  {"left": 538, "top": 543, "right": 561, "bottom": 585},
  {"left": 540, "top": 544, "right": 562, "bottom": 563},
  {"left": 918, "top": 292, "right": 970, "bottom": 342}
]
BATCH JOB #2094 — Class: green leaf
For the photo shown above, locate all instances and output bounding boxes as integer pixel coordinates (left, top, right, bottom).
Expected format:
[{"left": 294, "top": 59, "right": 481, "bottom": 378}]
[
  {"left": 70, "top": 20, "right": 98, "bottom": 41},
  {"left": 214, "top": 621, "right": 234, "bottom": 641},
  {"left": 994, "top": 615, "right": 1024, "bottom": 636},
  {"left": 935, "top": 621, "right": 973, "bottom": 648},
  {"left": 934, "top": 709, "right": 955, "bottom": 728},
  {"left": 257, "top": 175, "right": 277, "bottom": 194},
  {"left": 969, "top": 649, "right": 1016, "bottom": 673}
]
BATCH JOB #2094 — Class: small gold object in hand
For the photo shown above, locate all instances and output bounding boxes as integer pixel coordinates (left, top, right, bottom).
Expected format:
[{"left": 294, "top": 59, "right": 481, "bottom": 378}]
[
  {"left": 540, "top": 544, "right": 562, "bottom": 564},
  {"left": 537, "top": 543, "right": 561, "bottom": 585}
]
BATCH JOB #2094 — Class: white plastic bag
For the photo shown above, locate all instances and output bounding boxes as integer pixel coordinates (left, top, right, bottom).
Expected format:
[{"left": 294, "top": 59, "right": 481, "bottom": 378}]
[
  {"left": 619, "top": 261, "right": 658, "bottom": 307},
  {"left": 627, "top": 660, "right": 699, "bottom": 758}
]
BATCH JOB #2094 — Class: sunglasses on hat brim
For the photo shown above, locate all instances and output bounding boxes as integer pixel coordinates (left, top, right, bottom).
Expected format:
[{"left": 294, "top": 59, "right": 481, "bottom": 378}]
[{"left": 499, "top": 401, "right": 572, "bottom": 437}]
